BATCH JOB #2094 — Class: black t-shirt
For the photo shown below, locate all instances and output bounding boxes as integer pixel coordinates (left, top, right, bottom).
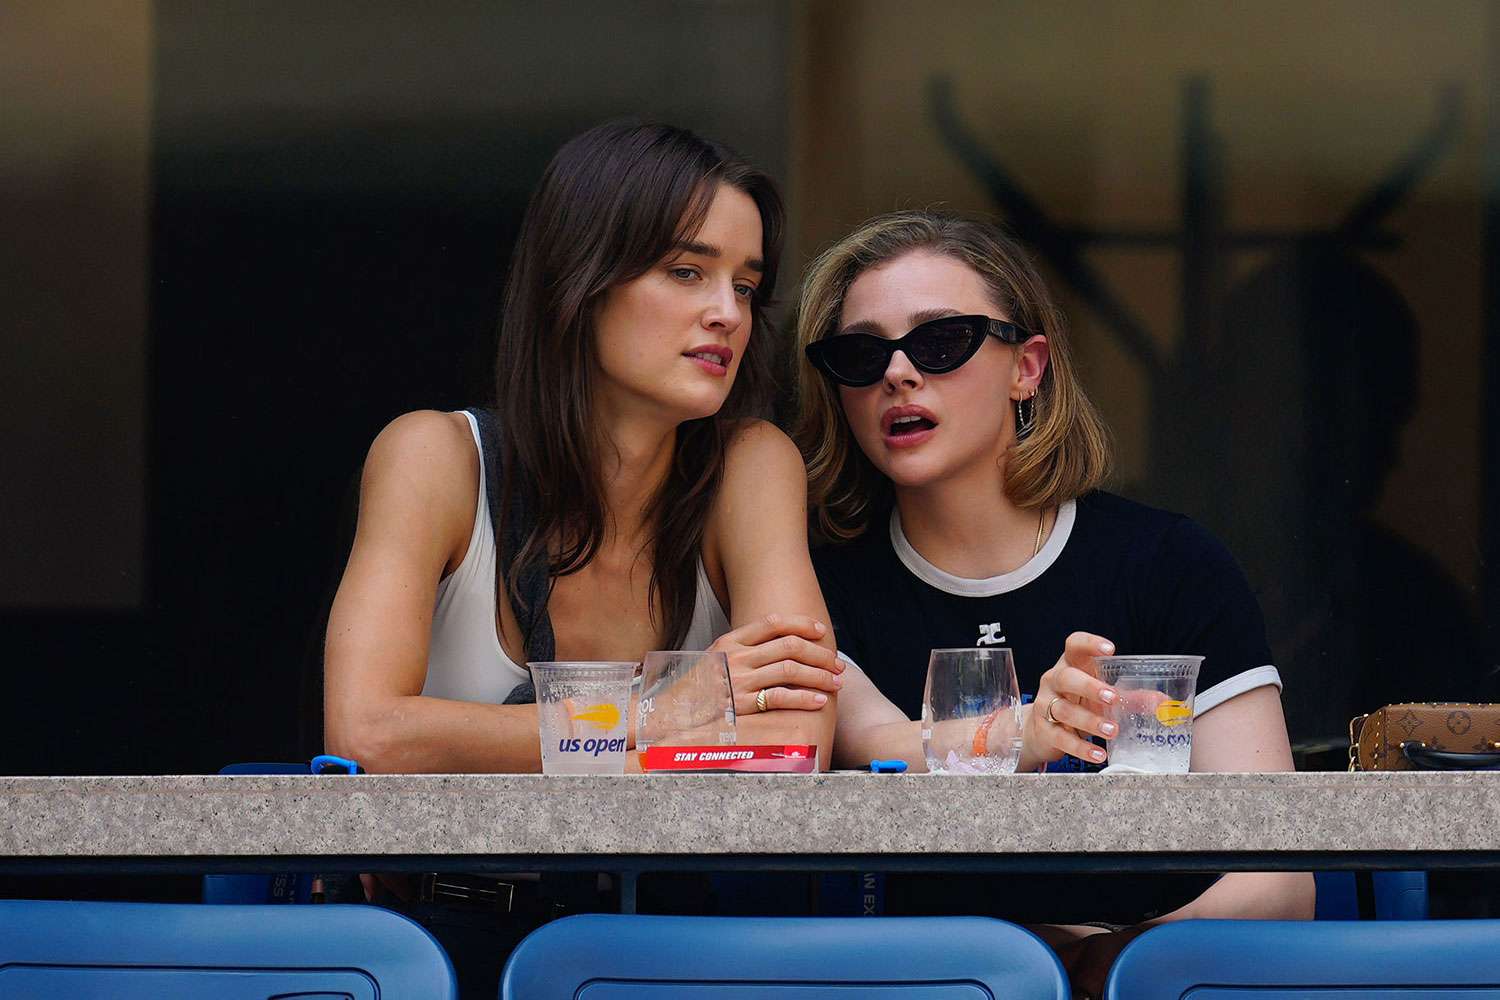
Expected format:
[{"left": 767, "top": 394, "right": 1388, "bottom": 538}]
[
  {"left": 815, "top": 490, "right": 1276, "bottom": 723},
  {"left": 812, "top": 490, "right": 1280, "bottom": 923}
]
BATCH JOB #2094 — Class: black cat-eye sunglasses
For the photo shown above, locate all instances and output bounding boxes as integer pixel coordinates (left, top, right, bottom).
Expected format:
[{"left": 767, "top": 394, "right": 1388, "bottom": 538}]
[{"left": 804, "top": 314, "right": 1027, "bottom": 387}]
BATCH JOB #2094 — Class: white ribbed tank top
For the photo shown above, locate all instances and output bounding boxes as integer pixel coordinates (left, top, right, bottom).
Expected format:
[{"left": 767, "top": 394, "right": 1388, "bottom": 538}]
[{"left": 423, "top": 411, "right": 732, "bottom": 703}]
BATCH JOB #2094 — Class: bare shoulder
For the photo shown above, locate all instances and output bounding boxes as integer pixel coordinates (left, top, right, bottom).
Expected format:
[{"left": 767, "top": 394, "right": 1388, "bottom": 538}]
[
  {"left": 359, "top": 410, "right": 479, "bottom": 560},
  {"left": 365, "top": 410, "right": 477, "bottom": 489},
  {"left": 722, "top": 418, "right": 806, "bottom": 480},
  {"left": 710, "top": 419, "right": 808, "bottom": 542}
]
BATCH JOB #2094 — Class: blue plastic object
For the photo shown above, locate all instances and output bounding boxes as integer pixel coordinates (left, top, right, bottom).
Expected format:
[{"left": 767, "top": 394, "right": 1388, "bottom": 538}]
[
  {"left": 502, "top": 914, "right": 1070, "bottom": 998},
  {"left": 869, "top": 759, "right": 908, "bottom": 773},
  {"left": 311, "top": 752, "right": 361, "bottom": 774},
  {"left": 1314, "top": 870, "right": 1429, "bottom": 919},
  {"left": 0, "top": 900, "right": 456, "bottom": 998},
  {"left": 1105, "top": 918, "right": 1500, "bottom": 998}
]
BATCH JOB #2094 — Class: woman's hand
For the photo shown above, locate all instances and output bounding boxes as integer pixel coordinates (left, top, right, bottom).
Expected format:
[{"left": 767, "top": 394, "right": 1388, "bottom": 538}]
[
  {"left": 1022, "top": 631, "right": 1119, "bottom": 770},
  {"left": 709, "top": 613, "right": 845, "bottom": 716}
]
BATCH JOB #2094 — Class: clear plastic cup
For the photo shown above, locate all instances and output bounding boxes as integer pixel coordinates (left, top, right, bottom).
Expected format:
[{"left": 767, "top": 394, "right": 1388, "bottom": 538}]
[
  {"left": 529, "top": 661, "right": 636, "bottom": 775},
  {"left": 1097, "top": 655, "right": 1203, "bottom": 774},
  {"left": 921, "top": 648, "right": 1023, "bottom": 774},
  {"left": 637, "top": 650, "right": 736, "bottom": 752}
]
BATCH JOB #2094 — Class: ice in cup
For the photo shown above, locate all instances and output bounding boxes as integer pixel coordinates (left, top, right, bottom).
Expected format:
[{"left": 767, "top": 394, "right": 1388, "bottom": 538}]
[
  {"left": 529, "top": 661, "right": 636, "bottom": 775},
  {"left": 921, "top": 647, "right": 1023, "bottom": 774},
  {"left": 1097, "top": 655, "right": 1203, "bottom": 774},
  {"left": 637, "top": 650, "right": 736, "bottom": 752}
]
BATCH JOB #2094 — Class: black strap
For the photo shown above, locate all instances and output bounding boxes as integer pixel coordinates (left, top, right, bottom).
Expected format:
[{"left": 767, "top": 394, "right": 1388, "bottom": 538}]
[
  {"left": 1400, "top": 742, "right": 1500, "bottom": 770},
  {"left": 469, "top": 407, "right": 551, "bottom": 703}
]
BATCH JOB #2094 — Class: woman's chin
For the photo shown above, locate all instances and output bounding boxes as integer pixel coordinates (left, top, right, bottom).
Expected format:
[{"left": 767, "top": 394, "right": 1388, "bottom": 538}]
[
  {"left": 657, "top": 386, "right": 733, "bottom": 424},
  {"left": 873, "top": 455, "right": 954, "bottom": 491},
  {"left": 866, "top": 436, "right": 1002, "bottom": 494}
]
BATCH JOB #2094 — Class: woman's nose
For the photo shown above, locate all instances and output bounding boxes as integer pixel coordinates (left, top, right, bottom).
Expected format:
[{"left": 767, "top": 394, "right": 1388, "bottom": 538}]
[
  {"left": 702, "top": 281, "right": 744, "bottom": 331},
  {"left": 883, "top": 349, "right": 923, "bottom": 391}
]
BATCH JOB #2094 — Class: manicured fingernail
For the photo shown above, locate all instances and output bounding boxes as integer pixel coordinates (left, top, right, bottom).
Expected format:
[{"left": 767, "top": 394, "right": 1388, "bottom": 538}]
[
  {"left": 1098, "top": 641, "right": 1115, "bottom": 654},
  {"left": 833, "top": 674, "right": 845, "bottom": 687},
  {"left": 1091, "top": 749, "right": 1107, "bottom": 761},
  {"left": 1100, "top": 721, "right": 1117, "bottom": 736},
  {"left": 814, "top": 620, "right": 827, "bottom": 634},
  {"left": 1099, "top": 687, "right": 1116, "bottom": 704},
  {"left": 814, "top": 693, "right": 828, "bottom": 704}
]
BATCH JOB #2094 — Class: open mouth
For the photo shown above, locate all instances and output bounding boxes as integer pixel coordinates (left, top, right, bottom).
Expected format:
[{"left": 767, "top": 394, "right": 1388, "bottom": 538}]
[
  {"left": 887, "top": 414, "right": 937, "bottom": 437},
  {"left": 882, "top": 405, "right": 939, "bottom": 440}
]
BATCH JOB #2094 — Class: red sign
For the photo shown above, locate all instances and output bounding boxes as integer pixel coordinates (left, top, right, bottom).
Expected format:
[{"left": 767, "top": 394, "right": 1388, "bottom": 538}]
[{"left": 641, "top": 745, "right": 817, "bottom": 773}]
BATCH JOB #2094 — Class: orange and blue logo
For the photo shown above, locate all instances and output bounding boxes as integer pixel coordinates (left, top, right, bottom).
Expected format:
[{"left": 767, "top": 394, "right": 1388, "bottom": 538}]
[{"left": 556, "top": 702, "right": 626, "bottom": 757}]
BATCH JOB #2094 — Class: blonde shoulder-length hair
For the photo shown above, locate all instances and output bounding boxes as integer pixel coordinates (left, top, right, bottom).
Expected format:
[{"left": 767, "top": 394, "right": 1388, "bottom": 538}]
[{"left": 792, "top": 210, "right": 1112, "bottom": 543}]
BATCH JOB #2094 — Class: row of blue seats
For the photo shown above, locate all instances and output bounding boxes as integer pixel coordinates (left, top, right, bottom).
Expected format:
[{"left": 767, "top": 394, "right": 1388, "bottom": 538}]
[{"left": 3, "top": 901, "right": 1499, "bottom": 998}]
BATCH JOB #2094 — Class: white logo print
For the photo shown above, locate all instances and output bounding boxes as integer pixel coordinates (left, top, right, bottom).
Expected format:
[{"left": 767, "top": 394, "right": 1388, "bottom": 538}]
[{"left": 976, "top": 622, "right": 1006, "bottom": 646}]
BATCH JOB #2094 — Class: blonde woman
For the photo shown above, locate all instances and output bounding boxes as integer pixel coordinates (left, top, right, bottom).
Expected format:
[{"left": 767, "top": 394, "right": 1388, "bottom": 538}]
[{"left": 792, "top": 211, "right": 1311, "bottom": 996}]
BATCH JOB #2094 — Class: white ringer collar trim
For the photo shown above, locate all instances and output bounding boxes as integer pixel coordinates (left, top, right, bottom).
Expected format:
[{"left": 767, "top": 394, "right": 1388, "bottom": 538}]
[
  {"left": 890, "top": 499, "right": 1077, "bottom": 597},
  {"left": 1194, "top": 665, "right": 1283, "bottom": 717}
]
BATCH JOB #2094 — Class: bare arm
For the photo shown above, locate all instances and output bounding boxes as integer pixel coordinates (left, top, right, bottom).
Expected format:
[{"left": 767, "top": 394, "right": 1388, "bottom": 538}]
[
  {"left": 834, "top": 632, "right": 1117, "bottom": 773},
  {"left": 705, "top": 421, "right": 840, "bottom": 769},
  {"left": 1166, "top": 684, "right": 1314, "bottom": 919},
  {"left": 830, "top": 659, "right": 922, "bottom": 771},
  {"left": 323, "top": 411, "right": 544, "bottom": 773}
]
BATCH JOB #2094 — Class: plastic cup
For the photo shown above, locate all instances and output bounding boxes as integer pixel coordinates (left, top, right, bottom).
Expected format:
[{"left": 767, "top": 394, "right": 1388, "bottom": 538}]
[
  {"left": 529, "top": 661, "right": 636, "bottom": 775},
  {"left": 1097, "top": 655, "right": 1204, "bottom": 774},
  {"left": 637, "top": 650, "right": 736, "bottom": 752},
  {"left": 921, "top": 648, "right": 1023, "bottom": 774}
]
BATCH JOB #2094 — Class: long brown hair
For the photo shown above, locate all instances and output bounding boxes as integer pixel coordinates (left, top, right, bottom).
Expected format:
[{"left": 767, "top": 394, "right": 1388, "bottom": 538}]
[
  {"left": 495, "top": 120, "right": 783, "bottom": 646},
  {"left": 791, "top": 211, "right": 1110, "bottom": 542}
]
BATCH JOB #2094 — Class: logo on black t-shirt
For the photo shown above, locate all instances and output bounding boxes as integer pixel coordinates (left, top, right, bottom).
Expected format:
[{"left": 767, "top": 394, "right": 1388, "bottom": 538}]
[{"left": 976, "top": 622, "right": 1006, "bottom": 646}]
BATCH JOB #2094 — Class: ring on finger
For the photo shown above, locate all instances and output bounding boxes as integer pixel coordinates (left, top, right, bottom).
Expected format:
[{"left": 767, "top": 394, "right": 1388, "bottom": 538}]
[
  {"left": 1043, "top": 695, "right": 1065, "bottom": 726},
  {"left": 755, "top": 688, "right": 769, "bottom": 713}
]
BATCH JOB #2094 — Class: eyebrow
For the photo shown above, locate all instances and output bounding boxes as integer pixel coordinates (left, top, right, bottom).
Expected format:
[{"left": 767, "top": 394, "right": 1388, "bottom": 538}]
[
  {"left": 674, "top": 239, "right": 764, "bottom": 273},
  {"left": 836, "top": 307, "right": 963, "bottom": 338}
]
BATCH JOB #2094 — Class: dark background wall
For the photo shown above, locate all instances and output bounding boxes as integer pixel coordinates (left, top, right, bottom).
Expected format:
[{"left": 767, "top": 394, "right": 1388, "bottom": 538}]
[
  {"left": 3, "top": 1, "right": 1497, "bottom": 775},
  {"left": 2, "top": 0, "right": 790, "bottom": 775}
]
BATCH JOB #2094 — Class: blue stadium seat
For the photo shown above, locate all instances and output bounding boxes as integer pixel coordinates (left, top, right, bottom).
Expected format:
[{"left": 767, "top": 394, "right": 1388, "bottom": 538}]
[
  {"left": 502, "top": 914, "right": 1070, "bottom": 998},
  {"left": 1315, "top": 870, "right": 1429, "bottom": 919},
  {"left": 1104, "top": 918, "right": 1500, "bottom": 998},
  {"left": 0, "top": 899, "right": 456, "bottom": 998}
]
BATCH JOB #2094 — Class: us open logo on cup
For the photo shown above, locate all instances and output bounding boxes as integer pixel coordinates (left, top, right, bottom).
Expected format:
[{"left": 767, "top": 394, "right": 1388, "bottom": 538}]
[{"left": 556, "top": 702, "right": 627, "bottom": 757}]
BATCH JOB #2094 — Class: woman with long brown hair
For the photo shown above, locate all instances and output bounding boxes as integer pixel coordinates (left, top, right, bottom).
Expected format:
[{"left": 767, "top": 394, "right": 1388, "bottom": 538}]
[
  {"left": 323, "top": 121, "right": 840, "bottom": 777},
  {"left": 793, "top": 210, "right": 1310, "bottom": 996}
]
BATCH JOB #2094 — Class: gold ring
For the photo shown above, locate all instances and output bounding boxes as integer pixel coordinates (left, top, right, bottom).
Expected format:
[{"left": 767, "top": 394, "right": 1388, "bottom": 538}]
[
  {"left": 755, "top": 689, "right": 770, "bottom": 713},
  {"left": 1044, "top": 696, "right": 1065, "bottom": 726}
]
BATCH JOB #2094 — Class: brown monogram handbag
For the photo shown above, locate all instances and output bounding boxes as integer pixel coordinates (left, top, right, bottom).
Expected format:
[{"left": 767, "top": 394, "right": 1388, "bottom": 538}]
[{"left": 1349, "top": 703, "right": 1500, "bottom": 771}]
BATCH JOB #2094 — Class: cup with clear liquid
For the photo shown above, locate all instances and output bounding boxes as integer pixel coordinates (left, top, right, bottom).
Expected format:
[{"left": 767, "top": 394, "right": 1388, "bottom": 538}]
[
  {"left": 1097, "top": 655, "right": 1203, "bottom": 774},
  {"left": 530, "top": 661, "right": 636, "bottom": 775},
  {"left": 921, "top": 647, "right": 1023, "bottom": 774},
  {"left": 636, "top": 650, "right": 736, "bottom": 752}
]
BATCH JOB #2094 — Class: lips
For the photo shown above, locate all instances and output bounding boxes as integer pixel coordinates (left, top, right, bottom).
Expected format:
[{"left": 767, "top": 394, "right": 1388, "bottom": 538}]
[
  {"left": 881, "top": 403, "right": 939, "bottom": 449},
  {"left": 684, "top": 344, "right": 733, "bottom": 376},
  {"left": 881, "top": 404, "right": 939, "bottom": 436}
]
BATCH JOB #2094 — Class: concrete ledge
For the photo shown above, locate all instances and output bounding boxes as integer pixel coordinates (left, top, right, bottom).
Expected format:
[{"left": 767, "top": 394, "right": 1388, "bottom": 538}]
[{"left": 2, "top": 771, "right": 1497, "bottom": 859}]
